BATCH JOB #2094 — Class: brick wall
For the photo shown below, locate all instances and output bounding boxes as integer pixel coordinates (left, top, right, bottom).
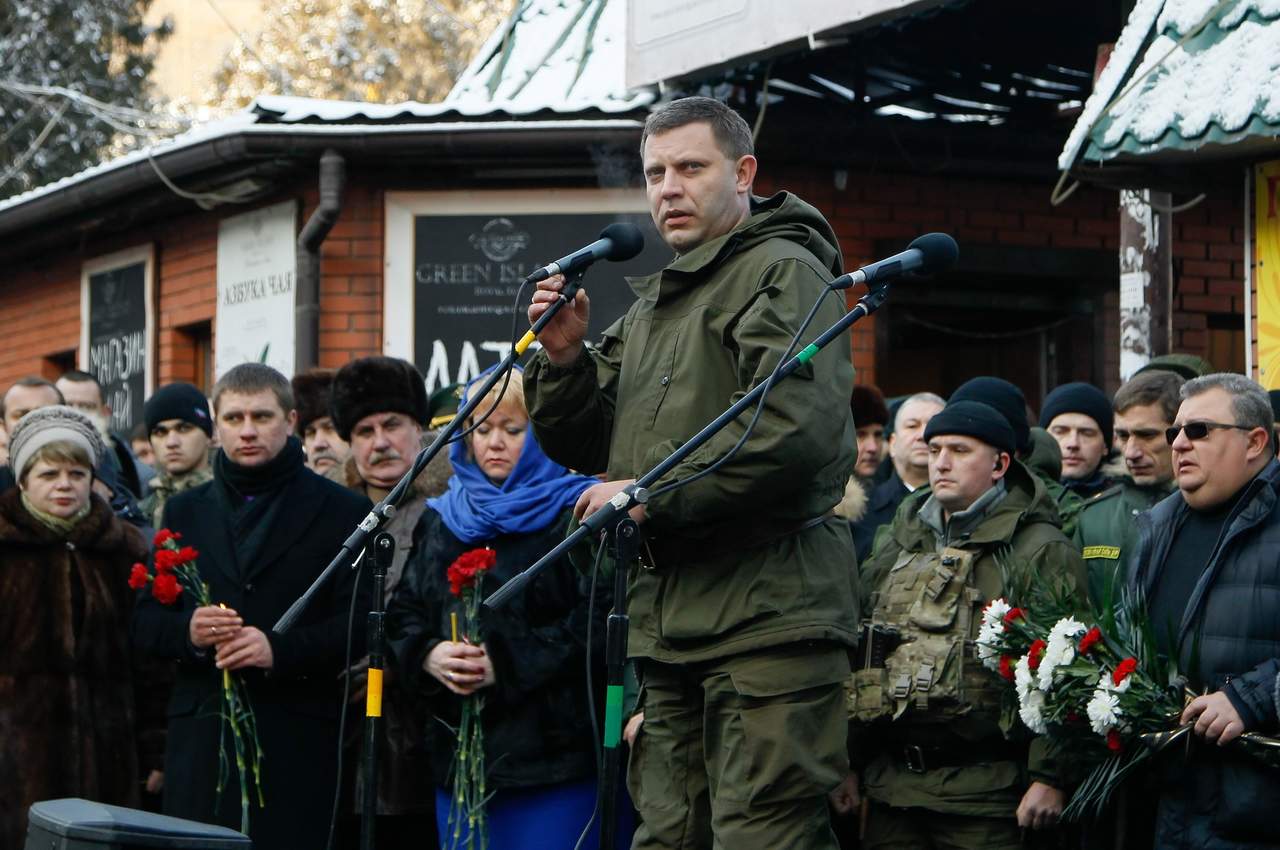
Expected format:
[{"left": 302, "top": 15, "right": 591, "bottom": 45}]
[
  {"left": 0, "top": 166, "right": 1250, "bottom": 403},
  {"left": 755, "top": 165, "right": 1248, "bottom": 392}
]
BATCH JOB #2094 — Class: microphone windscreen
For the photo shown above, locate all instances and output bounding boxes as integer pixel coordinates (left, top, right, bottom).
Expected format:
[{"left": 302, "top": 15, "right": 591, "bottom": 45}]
[
  {"left": 908, "top": 232, "right": 959, "bottom": 274},
  {"left": 599, "top": 222, "right": 645, "bottom": 262}
]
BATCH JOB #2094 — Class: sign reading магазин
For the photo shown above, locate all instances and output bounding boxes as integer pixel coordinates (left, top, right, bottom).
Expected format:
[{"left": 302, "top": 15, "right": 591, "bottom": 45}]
[
  {"left": 216, "top": 200, "right": 298, "bottom": 378},
  {"left": 412, "top": 212, "right": 670, "bottom": 393},
  {"left": 86, "top": 259, "right": 149, "bottom": 433}
]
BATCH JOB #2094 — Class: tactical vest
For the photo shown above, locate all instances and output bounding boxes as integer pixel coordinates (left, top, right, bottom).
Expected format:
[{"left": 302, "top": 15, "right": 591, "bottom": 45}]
[{"left": 849, "top": 545, "right": 1005, "bottom": 724}]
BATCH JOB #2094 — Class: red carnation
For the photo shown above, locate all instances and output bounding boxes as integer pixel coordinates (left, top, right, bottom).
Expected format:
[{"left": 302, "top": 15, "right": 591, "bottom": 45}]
[
  {"left": 447, "top": 548, "right": 497, "bottom": 597},
  {"left": 1112, "top": 657, "right": 1139, "bottom": 686},
  {"left": 1002, "top": 607, "right": 1025, "bottom": 628},
  {"left": 1107, "top": 729, "right": 1124, "bottom": 752},
  {"left": 154, "top": 548, "right": 181, "bottom": 573},
  {"left": 128, "top": 563, "right": 150, "bottom": 590},
  {"left": 151, "top": 572, "right": 182, "bottom": 605},
  {"left": 153, "top": 529, "right": 181, "bottom": 547},
  {"left": 1028, "top": 639, "right": 1047, "bottom": 671},
  {"left": 1078, "top": 627, "right": 1103, "bottom": 655},
  {"left": 998, "top": 655, "right": 1016, "bottom": 682},
  {"left": 176, "top": 546, "right": 199, "bottom": 565}
]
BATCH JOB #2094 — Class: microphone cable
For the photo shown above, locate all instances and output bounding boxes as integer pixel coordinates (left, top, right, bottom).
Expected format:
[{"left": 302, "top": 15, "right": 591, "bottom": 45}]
[
  {"left": 647, "top": 278, "right": 844, "bottom": 500},
  {"left": 326, "top": 547, "right": 367, "bottom": 850}
]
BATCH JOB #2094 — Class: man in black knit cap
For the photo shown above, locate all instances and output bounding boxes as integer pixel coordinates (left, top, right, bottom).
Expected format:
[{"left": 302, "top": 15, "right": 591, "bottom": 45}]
[
  {"left": 1040, "top": 382, "right": 1116, "bottom": 500},
  {"left": 139, "top": 382, "right": 214, "bottom": 528}
]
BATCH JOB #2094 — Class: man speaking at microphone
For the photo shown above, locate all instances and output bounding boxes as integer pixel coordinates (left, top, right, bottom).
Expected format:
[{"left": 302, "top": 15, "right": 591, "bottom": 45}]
[{"left": 524, "top": 96, "right": 860, "bottom": 848}]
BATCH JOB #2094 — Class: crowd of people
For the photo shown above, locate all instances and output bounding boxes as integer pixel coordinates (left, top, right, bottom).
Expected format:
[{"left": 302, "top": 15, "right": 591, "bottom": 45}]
[{"left": 1, "top": 96, "right": 1278, "bottom": 850}]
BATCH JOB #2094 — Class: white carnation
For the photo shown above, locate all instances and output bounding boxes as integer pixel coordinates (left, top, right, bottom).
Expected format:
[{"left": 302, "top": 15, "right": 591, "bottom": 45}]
[
  {"left": 1014, "top": 655, "right": 1034, "bottom": 703},
  {"left": 1019, "top": 689, "right": 1048, "bottom": 734},
  {"left": 1086, "top": 686, "right": 1122, "bottom": 736},
  {"left": 1037, "top": 617, "right": 1087, "bottom": 692},
  {"left": 977, "top": 599, "right": 1013, "bottom": 671},
  {"left": 982, "top": 598, "right": 1011, "bottom": 630}
]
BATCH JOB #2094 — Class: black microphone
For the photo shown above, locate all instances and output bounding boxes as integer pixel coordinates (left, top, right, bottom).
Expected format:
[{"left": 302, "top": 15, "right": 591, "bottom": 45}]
[
  {"left": 830, "top": 232, "right": 958, "bottom": 290},
  {"left": 525, "top": 222, "right": 645, "bottom": 283}
]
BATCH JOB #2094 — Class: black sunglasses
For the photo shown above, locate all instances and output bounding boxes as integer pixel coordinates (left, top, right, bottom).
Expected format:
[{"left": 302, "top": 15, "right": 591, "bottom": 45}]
[{"left": 1165, "top": 421, "right": 1255, "bottom": 446}]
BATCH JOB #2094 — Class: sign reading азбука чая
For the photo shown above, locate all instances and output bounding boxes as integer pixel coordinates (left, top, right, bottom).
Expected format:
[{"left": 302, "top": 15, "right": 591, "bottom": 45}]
[{"left": 215, "top": 200, "right": 298, "bottom": 378}]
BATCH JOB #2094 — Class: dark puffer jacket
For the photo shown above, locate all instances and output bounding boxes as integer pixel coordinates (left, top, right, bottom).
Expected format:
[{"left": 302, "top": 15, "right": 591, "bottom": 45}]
[
  {"left": 386, "top": 508, "right": 608, "bottom": 790},
  {"left": 1129, "top": 459, "right": 1280, "bottom": 850}
]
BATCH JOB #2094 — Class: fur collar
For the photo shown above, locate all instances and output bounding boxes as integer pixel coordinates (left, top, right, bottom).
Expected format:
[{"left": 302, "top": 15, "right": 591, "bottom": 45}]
[
  {"left": 0, "top": 487, "right": 146, "bottom": 558},
  {"left": 833, "top": 476, "right": 869, "bottom": 522}
]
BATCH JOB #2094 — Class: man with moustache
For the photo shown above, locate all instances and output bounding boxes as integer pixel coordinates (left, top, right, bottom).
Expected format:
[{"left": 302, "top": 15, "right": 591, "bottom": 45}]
[
  {"left": 850, "top": 392, "right": 944, "bottom": 564},
  {"left": 131, "top": 363, "right": 370, "bottom": 848},
  {"left": 1040, "top": 382, "right": 1116, "bottom": 500},
  {"left": 291, "top": 368, "right": 348, "bottom": 475},
  {"left": 328, "top": 356, "right": 449, "bottom": 848},
  {"left": 1073, "top": 370, "right": 1182, "bottom": 606},
  {"left": 525, "top": 96, "right": 859, "bottom": 847},
  {"left": 1129, "top": 373, "right": 1280, "bottom": 849}
]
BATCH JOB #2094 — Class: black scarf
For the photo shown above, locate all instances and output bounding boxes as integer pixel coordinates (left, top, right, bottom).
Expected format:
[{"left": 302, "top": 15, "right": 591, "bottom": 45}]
[
  {"left": 214, "top": 436, "right": 306, "bottom": 498},
  {"left": 213, "top": 436, "right": 306, "bottom": 572}
]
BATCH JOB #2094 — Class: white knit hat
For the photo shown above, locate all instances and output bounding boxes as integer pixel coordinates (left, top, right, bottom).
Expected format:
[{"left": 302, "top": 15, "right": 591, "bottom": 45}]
[{"left": 9, "top": 405, "right": 104, "bottom": 479}]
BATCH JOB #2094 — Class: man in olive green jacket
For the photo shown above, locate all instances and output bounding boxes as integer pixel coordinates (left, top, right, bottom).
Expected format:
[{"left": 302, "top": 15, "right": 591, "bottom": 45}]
[
  {"left": 849, "top": 400, "right": 1086, "bottom": 849},
  {"left": 1074, "top": 370, "right": 1183, "bottom": 607},
  {"left": 525, "top": 97, "right": 859, "bottom": 848}
]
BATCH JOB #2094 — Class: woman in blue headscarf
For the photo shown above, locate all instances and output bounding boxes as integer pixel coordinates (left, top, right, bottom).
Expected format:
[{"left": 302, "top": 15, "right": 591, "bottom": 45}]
[{"left": 387, "top": 367, "right": 617, "bottom": 849}]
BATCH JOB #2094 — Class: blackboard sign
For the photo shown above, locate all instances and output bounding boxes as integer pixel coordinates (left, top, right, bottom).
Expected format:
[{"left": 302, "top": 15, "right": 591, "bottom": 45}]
[
  {"left": 85, "top": 259, "right": 149, "bottom": 433},
  {"left": 412, "top": 212, "right": 672, "bottom": 392}
]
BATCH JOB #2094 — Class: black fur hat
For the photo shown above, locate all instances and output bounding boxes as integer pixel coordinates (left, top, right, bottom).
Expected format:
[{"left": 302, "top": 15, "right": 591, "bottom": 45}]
[
  {"left": 330, "top": 357, "right": 429, "bottom": 442},
  {"left": 291, "top": 369, "right": 336, "bottom": 436}
]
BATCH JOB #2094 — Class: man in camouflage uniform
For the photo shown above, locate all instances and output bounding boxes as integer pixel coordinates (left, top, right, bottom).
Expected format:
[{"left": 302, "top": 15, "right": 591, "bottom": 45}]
[
  {"left": 848, "top": 400, "right": 1086, "bottom": 849},
  {"left": 1074, "top": 370, "right": 1183, "bottom": 607},
  {"left": 138, "top": 382, "right": 214, "bottom": 528}
]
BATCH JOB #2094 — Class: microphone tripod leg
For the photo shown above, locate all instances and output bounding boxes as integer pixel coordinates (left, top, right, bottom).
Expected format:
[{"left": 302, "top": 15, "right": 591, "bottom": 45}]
[
  {"left": 361, "top": 532, "right": 394, "bottom": 850},
  {"left": 599, "top": 517, "right": 637, "bottom": 850}
]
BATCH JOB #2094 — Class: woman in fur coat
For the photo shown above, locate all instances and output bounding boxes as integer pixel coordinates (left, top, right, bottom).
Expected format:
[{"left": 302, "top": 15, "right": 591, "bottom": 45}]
[{"left": 0, "top": 406, "right": 148, "bottom": 848}]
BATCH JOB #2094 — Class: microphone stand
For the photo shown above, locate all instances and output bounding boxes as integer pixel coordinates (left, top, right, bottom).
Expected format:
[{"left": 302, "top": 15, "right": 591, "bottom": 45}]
[
  {"left": 275, "top": 268, "right": 587, "bottom": 850},
  {"left": 483, "top": 280, "right": 892, "bottom": 850},
  {"left": 361, "top": 532, "right": 394, "bottom": 850},
  {"left": 274, "top": 267, "right": 588, "bottom": 634}
]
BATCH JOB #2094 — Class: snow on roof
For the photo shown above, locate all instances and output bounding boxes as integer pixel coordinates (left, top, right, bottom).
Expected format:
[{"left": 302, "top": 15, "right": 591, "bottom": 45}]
[
  {"left": 447, "top": 0, "right": 654, "bottom": 114},
  {"left": 0, "top": 111, "right": 640, "bottom": 218},
  {"left": 1056, "top": 0, "right": 1163, "bottom": 170},
  {"left": 1058, "top": 0, "right": 1280, "bottom": 168}
]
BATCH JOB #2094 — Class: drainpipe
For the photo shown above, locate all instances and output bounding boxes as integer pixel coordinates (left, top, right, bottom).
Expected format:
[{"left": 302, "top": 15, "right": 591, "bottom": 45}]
[{"left": 295, "top": 149, "right": 345, "bottom": 370}]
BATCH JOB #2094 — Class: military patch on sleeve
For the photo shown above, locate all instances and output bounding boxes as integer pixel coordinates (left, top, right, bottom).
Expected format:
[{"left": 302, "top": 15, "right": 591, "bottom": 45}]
[{"left": 1082, "top": 545, "right": 1121, "bottom": 560}]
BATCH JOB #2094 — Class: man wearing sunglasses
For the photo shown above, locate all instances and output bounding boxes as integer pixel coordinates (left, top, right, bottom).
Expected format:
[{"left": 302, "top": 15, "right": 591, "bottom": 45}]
[
  {"left": 1129, "top": 373, "right": 1280, "bottom": 850},
  {"left": 1073, "top": 370, "right": 1183, "bottom": 607}
]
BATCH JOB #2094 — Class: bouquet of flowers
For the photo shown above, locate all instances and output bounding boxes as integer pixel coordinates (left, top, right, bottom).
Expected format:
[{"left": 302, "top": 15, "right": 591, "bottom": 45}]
[
  {"left": 129, "top": 529, "right": 265, "bottom": 833},
  {"left": 976, "top": 576, "right": 1279, "bottom": 821},
  {"left": 443, "top": 547, "right": 497, "bottom": 850}
]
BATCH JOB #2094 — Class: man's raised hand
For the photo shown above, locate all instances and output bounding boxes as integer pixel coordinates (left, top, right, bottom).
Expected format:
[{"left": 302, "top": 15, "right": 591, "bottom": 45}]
[{"left": 528, "top": 273, "right": 590, "bottom": 366}]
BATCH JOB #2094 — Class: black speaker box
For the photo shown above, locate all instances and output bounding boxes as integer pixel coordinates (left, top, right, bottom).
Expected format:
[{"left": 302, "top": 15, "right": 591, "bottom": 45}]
[{"left": 25, "top": 799, "right": 251, "bottom": 849}]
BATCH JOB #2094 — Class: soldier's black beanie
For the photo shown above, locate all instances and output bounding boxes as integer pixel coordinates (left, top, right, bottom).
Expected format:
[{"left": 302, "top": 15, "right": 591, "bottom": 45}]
[
  {"left": 950, "top": 377, "right": 1030, "bottom": 454},
  {"left": 923, "top": 400, "right": 1016, "bottom": 455},
  {"left": 330, "top": 356, "right": 429, "bottom": 443},
  {"left": 144, "top": 382, "right": 213, "bottom": 436},
  {"left": 1038, "top": 382, "right": 1113, "bottom": 447}
]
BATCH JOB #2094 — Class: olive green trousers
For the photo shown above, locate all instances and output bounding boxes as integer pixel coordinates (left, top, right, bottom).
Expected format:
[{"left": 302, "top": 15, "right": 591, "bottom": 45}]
[{"left": 628, "top": 641, "right": 850, "bottom": 850}]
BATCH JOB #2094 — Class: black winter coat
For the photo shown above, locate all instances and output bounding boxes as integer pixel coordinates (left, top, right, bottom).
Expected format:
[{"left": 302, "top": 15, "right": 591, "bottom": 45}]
[
  {"left": 1130, "top": 459, "right": 1280, "bottom": 849},
  {"left": 386, "top": 508, "right": 607, "bottom": 790},
  {"left": 131, "top": 467, "right": 371, "bottom": 849}
]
